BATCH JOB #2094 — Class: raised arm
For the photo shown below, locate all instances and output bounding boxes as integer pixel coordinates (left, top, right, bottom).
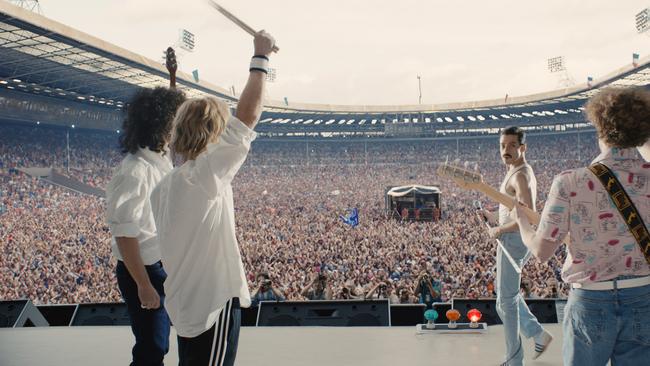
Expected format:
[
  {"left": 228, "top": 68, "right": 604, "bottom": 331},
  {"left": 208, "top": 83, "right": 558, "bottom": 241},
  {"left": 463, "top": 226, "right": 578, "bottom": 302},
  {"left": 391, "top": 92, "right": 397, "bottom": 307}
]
[
  {"left": 235, "top": 30, "right": 276, "bottom": 128},
  {"left": 301, "top": 277, "right": 316, "bottom": 297},
  {"left": 365, "top": 283, "right": 381, "bottom": 299}
]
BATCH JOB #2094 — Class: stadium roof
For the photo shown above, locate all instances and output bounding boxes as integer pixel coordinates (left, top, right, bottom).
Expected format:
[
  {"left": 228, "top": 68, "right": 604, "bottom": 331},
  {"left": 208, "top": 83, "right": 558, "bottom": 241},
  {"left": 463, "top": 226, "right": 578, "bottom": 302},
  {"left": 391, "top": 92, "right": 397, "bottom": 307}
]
[
  {"left": 0, "top": 1, "right": 236, "bottom": 110},
  {"left": 1, "top": 1, "right": 650, "bottom": 135}
]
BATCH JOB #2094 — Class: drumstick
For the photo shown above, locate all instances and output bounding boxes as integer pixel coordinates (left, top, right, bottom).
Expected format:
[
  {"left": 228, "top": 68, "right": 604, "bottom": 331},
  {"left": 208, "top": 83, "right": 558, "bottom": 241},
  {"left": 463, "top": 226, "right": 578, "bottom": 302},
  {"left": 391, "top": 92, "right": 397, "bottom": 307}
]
[{"left": 206, "top": 0, "right": 279, "bottom": 52}]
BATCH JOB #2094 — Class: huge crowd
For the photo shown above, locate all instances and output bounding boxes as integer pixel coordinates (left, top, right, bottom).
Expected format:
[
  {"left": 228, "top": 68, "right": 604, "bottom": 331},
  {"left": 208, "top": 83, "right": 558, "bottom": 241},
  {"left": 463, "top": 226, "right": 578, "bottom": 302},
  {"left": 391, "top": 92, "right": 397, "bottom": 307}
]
[{"left": 0, "top": 122, "right": 601, "bottom": 304}]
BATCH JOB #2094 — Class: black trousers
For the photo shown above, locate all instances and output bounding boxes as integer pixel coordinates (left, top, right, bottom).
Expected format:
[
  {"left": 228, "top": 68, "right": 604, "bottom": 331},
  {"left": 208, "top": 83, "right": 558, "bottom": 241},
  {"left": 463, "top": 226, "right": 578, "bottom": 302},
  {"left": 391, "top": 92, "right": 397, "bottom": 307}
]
[
  {"left": 115, "top": 260, "right": 170, "bottom": 366},
  {"left": 177, "top": 298, "right": 241, "bottom": 366}
]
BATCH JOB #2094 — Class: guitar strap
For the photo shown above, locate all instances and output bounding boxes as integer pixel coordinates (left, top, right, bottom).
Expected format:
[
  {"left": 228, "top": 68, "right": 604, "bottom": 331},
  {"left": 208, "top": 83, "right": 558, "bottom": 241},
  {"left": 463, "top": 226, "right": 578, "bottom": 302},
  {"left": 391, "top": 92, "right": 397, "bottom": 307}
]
[{"left": 588, "top": 162, "right": 650, "bottom": 265}]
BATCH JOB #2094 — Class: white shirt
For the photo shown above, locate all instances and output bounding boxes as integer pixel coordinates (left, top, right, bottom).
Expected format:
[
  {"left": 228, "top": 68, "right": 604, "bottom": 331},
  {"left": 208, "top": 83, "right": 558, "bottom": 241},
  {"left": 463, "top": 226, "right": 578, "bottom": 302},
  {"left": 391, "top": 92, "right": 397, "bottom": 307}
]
[
  {"left": 106, "top": 147, "right": 173, "bottom": 265},
  {"left": 151, "top": 116, "right": 256, "bottom": 337}
]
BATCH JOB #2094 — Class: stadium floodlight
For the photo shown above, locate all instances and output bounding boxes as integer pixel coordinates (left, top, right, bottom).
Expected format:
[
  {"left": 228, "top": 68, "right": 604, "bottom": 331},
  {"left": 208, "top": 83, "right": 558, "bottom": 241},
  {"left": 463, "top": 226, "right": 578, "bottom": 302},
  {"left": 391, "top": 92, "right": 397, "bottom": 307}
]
[
  {"left": 9, "top": 1, "right": 43, "bottom": 14},
  {"left": 548, "top": 56, "right": 575, "bottom": 87},
  {"left": 266, "top": 67, "right": 277, "bottom": 83},
  {"left": 547, "top": 56, "right": 565, "bottom": 73},
  {"left": 178, "top": 29, "right": 195, "bottom": 52},
  {"left": 636, "top": 8, "right": 650, "bottom": 33}
]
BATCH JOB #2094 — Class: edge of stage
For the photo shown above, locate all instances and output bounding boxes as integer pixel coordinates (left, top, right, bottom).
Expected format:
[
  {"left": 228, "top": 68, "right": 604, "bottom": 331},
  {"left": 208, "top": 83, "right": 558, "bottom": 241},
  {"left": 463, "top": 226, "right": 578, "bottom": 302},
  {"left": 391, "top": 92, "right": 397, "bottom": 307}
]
[{"left": 0, "top": 324, "right": 564, "bottom": 365}]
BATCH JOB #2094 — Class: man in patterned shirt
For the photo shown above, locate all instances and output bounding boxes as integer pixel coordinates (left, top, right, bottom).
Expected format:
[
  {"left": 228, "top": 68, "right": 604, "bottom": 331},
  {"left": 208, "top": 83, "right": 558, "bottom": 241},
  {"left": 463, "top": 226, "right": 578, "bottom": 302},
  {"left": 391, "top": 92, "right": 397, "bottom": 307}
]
[{"left": 512, "top": 87, "right": 650, "bottom": 366}]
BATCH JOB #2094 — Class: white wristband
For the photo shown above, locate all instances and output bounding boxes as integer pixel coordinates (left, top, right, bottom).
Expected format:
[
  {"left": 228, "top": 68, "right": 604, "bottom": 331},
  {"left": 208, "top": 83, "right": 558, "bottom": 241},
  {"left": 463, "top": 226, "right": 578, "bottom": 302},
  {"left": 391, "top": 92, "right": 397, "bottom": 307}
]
[{"left": 250, "top": 56, "right": 269, "bottom": 74}]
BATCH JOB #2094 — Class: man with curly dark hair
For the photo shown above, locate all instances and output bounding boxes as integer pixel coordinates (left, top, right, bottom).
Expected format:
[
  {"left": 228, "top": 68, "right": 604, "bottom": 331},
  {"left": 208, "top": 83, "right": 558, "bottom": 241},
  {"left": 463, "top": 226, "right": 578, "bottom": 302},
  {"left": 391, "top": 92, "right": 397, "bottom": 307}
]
[
  {"left": 512, "top": 87, "right": 650, "bottom": 365},
  {"left": 118, "top": 87, "right": 186, "bottom": 156},
  {"left": 106, "top": 85, "right": 185, "bottom": 366}
]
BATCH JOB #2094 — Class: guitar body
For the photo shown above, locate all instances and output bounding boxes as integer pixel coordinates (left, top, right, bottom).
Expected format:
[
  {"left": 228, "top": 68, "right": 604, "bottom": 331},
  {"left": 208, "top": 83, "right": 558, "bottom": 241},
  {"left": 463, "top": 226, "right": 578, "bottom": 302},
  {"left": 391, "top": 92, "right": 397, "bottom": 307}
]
[{"left": 437, "top": 162, "right": 571, "bottom": 246}]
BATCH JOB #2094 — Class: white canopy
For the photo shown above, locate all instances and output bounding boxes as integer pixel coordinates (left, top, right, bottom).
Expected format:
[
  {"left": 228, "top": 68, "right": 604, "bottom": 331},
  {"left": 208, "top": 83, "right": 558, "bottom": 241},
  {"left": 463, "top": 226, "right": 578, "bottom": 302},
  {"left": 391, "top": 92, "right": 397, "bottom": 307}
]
[{"left": 386, "top": 185, "right": 440, "bottom": 197}]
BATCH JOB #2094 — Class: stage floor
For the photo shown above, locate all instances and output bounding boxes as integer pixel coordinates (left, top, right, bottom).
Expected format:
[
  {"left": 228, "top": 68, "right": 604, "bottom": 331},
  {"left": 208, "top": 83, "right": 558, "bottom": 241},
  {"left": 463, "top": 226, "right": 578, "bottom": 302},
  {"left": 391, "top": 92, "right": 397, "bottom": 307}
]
[{"left": 0, "top": 325, "right": 564, "bottom": 365}]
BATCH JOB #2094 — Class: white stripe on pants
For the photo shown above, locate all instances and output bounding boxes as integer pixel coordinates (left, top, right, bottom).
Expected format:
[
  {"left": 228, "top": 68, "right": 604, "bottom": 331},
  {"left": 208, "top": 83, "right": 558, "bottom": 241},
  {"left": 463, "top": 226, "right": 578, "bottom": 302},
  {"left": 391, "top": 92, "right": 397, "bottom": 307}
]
[{"left": 209, "top": 300, "right": 232, "bottom": 366}]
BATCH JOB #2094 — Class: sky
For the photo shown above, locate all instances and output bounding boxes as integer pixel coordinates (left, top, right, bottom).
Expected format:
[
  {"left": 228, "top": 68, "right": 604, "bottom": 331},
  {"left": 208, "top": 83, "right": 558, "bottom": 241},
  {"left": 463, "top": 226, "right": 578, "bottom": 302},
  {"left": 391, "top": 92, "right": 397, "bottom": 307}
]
[{"left": 29, "top": 0, "right": 650, "bottom": 106}]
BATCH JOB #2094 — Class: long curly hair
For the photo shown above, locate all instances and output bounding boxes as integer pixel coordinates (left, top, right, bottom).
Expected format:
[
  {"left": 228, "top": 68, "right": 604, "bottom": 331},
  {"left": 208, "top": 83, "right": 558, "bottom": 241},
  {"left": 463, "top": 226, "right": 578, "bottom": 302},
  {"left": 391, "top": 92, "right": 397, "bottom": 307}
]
[
  {"left": 585, "top": 87, "right": 650, "bottom": 148},
  {"left": 119, "top": 87, "right": 186, "bottom": 154}
]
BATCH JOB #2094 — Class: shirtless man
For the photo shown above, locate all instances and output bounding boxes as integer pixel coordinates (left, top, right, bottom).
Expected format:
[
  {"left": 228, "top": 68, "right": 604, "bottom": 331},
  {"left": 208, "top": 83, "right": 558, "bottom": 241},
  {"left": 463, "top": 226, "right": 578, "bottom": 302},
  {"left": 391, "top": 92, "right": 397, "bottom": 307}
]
[{"left": 478, "top": 126, "right": 552, "bottom": 366}]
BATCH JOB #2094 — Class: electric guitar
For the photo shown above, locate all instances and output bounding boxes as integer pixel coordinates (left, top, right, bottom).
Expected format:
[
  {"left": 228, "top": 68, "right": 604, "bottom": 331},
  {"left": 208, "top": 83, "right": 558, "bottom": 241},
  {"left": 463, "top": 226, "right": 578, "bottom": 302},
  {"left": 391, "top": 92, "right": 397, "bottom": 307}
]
[
  {"left": 165, "top": 47, "right": 177, "bottom": 89},
  {"left": 437, "top": 162, "right": 541, "bottom": 225}
]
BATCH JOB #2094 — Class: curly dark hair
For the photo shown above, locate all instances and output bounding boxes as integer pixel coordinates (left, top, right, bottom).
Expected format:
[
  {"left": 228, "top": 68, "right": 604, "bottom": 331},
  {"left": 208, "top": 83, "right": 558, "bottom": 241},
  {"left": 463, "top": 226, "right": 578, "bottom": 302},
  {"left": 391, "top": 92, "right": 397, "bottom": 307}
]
[
  {"left": 585, "top": 87, "right": 650, "bottom": 148},
  {"left": 119, "top": 87, "right": 186, "bottom": 154}
]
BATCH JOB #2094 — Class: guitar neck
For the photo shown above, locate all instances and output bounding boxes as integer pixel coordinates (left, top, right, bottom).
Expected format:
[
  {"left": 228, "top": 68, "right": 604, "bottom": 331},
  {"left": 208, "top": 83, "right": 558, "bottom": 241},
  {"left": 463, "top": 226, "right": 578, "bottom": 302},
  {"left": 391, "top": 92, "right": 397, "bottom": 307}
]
[
  {"left": 169, "top": 73, "right": 176, "bottom": 89},
  {"left": 474, "top": 182, "right": 540, "bottom": 225}
]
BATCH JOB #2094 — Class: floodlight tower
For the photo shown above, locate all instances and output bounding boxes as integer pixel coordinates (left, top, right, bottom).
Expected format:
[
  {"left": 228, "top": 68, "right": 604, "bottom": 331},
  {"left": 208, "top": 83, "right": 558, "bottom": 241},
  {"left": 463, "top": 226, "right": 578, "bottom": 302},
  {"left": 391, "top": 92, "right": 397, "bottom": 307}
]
[
  {"left": 636, "top": 8, "right": 650, "bottom": 35},
  {"left": 547, "top": 56, "right": 575, "bottom": 88},
  {"left": 9, "top": 1, "right": 43, "bottom": 14}
]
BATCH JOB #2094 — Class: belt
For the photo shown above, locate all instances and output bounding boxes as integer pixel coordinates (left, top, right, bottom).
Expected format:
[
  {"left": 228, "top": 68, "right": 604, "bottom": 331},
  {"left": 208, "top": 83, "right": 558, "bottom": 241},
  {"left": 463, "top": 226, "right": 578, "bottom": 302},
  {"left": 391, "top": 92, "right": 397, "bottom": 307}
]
[{"left": 572, "top": 275, "right": 650, "bottom": 290}]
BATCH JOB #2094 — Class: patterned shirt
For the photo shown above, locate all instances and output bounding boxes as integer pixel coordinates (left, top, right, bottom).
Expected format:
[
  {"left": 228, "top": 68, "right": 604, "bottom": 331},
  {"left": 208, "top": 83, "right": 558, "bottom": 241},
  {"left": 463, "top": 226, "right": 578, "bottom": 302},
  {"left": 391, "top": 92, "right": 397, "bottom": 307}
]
[{"left": 537, "top": 147, "right": 650, "bottom": 284}]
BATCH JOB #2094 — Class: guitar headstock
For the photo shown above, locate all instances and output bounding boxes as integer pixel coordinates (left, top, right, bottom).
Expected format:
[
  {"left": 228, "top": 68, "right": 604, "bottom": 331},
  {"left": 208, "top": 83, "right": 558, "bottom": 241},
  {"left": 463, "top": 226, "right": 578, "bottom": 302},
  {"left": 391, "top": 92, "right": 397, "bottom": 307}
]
[
  {"left": 165, "top": 47, "right": 177, "bottom": 74},
  {"left": 436, "top": 162, "right": 484, "bottom": 189}
]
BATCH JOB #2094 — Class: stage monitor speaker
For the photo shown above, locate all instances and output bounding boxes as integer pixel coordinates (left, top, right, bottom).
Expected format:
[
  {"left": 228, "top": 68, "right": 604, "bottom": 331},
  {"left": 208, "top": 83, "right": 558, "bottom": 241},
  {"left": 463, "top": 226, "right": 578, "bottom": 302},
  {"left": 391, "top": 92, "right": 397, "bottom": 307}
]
[
  {"left": 0, "top": 300, "right": 49, "bottom": 327},
  {"left": 37, "top": 304, "right": 78, "bottom": 326},
  {"left": 451, "top": 299, "right": 502, "bottom": 325},
  {"left": 70, "top": 303, "right": 130, "bottom": 326},
  {"left": 432, "top": 302, "right": 452, "bottom": 324},
  {"left": 389, "top": 304, "right": 426, "bottom": 326},
  {"left": 452, "top": 298, "right": 563, "bottom": 325},
  {"left": 241, "top": 306, "right": 259, "bottom": 327},
  {"left": 257, "top": 300, "right": 390, "bottom": 327},
  {"left": 526, "top": 299, "right": 560, "bottom": 323}
]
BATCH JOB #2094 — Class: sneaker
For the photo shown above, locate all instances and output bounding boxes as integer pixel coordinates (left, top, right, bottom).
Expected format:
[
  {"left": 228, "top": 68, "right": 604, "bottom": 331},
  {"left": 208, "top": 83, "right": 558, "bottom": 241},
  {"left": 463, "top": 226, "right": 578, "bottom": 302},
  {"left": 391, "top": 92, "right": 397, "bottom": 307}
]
[{"left": 532, "top": 329, "right": 553, "bottom": 360}]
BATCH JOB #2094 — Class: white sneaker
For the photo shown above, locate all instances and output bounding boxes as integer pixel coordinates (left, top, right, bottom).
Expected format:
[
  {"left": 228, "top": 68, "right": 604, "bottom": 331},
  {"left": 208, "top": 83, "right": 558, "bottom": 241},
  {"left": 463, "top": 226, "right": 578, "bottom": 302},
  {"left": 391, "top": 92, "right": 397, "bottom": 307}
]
[{"left": 532, "top": 329, "right": 553, "bottom": 360}]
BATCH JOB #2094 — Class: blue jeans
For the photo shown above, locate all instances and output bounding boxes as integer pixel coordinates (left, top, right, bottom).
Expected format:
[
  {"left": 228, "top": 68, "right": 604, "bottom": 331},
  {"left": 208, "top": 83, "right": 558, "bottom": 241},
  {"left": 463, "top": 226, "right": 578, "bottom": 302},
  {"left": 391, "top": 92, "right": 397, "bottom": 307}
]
[
  {"left": 564, "top": 281, "right": 650, "bottom": 366},
  {"left": 496, "top": 232, "right": 544, "bottom": 366},
  {"left": 116, "top": 260, "right": 170, "bottom": 366}
]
